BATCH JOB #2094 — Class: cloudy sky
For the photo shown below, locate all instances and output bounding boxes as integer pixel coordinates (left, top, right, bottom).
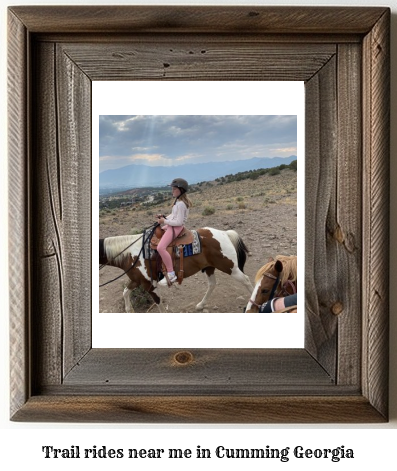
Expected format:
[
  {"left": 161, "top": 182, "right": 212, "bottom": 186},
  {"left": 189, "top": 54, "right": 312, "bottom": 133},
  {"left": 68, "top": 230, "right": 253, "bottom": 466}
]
[{"left": 99, "top": 115, "right": 297, "bottom": 173}]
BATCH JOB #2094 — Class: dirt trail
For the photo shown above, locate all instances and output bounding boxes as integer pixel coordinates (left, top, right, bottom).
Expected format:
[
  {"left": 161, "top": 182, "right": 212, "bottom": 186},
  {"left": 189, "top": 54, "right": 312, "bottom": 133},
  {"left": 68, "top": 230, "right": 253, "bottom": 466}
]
[{"left": 99, "top": 170, "right": 297, "bottom": 313}]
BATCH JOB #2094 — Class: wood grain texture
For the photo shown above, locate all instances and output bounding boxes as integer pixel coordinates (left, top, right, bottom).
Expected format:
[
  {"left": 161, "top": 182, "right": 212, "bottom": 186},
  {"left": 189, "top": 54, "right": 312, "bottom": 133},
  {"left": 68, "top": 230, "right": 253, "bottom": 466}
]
[
  {"left": 335, "top": 43, "right": 362, "bottom": 386},
  {"left": 303, "top": 45, "right": 364, "bottom": 385},
  {"left": 8, "top": 6, "right": 390, "bottom": 423},
  {"left": 32, "top": 42, "right": 63, "bottom": 388},
  {"left": 362, "top": 9, "right": 390, "bottom": 419},
  {"left": 59, "top": 42, "right": 335, "bottom": 82},
  {"left": 8, "top": 10, "right": 30, "bottom": 419},
  {"left": 11, "top": 396, "right": 385, "bottom": 424},
  {"left": 62, "top": 349, "right": 333, "bottom": 392},
  {"left": 56, "top": 44, "right": 92, "bottom": 377},
  {"left": 31, "top": 42, "right": 92, "bottom": 387},
  {"left": 9, "top": 6, "right": 387, "bottom": 34},
  {"left": 304, "top": 57, "right": 338, "bottom": 376}
]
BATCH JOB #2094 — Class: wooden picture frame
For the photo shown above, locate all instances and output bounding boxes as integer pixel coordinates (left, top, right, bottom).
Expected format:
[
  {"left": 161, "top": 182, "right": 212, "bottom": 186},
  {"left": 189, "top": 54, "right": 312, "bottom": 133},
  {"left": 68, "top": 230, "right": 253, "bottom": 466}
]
[{"left": 8, "top": 6, "right": 390, "bottom": 423}]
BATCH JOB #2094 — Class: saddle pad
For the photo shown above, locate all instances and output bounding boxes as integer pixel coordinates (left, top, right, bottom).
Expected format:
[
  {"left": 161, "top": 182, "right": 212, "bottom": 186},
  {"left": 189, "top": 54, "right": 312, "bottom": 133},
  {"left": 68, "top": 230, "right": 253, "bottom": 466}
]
[
  {"left": 142, "top": 229, "right": 201, "bottom": 260},
  {"left": 142, "top": 228, "right": 156, "bottom": 260},
  {"left": 176, "top": 230, "right": 202, "bottom": 258}
]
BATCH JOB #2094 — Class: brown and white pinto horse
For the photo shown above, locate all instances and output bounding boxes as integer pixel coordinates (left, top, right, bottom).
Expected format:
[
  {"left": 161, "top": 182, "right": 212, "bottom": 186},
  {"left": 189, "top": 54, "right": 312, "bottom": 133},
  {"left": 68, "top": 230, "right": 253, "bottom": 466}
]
[
  {"left": 100, "top": 227, "right": 253, "bottom": 313},
  {"left": 245, "top": 255, "right": 297, "bottom": 313}
]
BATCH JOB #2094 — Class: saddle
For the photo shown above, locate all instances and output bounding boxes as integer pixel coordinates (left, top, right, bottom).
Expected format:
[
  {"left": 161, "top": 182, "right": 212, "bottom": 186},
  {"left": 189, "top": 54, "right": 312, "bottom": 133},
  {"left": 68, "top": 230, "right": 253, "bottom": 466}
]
[
  {"left": 150, "top": 226, "right": 195, "bottom": 285},
  {"left": 150, "top": 226, "right": 194, "bottom": 250}
]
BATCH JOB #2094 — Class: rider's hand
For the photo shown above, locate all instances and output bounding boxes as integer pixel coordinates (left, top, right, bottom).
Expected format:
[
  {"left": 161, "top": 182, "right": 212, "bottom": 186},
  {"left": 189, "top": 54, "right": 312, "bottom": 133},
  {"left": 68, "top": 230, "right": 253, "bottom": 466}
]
[
  {"left": 259, "top": 300, "right": 273, "bottom": 313},
  {"left": 259, "top": 298, "right": 284, "bottom": 313}
]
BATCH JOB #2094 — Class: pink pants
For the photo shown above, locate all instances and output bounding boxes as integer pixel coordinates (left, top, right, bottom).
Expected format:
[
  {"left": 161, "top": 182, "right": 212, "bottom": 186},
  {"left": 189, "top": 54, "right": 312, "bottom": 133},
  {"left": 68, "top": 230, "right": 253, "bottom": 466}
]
[{"left": 157, "top": 225, "right": 184, "bottom": 272}]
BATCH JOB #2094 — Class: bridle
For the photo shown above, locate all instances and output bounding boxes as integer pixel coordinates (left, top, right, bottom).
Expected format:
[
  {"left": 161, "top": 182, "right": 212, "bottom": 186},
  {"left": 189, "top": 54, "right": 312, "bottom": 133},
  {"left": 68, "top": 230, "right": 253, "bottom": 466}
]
[
  {"left": 99, "top": 222, "right": 159, "bottom": 288},
  {"left": 248, "top": 273, "right": 297, "bottom": 309},
  {"left": 248, "top": 272, "right": 280, "bottom": 309},
  {"left": 99, "top": 235, "right": 143, "bottom": 271},
  {"left": 279, "top": 279, "right": 297, "bottom": 296}
]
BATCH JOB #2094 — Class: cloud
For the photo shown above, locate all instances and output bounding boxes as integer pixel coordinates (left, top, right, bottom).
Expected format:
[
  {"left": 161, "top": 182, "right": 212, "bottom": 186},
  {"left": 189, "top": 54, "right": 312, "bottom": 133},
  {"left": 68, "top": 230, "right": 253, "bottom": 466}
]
[
  {"left": 269, "top": 147, "right": 298, "bottom": 154},
  {"left": 99, "top": 115, "right": 297, "bottom": 171},
  {"left": 129, "top": 153, "right": 170, "bottom": 164},
  {"left": 174, "top": 154, "right": 201, "bottom": 162}
]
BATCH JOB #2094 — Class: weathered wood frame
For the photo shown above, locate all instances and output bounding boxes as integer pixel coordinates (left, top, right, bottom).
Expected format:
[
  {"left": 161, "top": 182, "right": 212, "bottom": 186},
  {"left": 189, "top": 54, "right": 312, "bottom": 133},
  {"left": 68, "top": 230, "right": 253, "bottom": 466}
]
[{"left": 8, "top": 6, "right": 390, "bottom": 423}]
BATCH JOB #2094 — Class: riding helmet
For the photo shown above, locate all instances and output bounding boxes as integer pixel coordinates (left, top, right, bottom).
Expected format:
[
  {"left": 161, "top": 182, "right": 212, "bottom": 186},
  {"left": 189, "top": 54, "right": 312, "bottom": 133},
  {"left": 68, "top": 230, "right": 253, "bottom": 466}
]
[{"left": 169, "top": 178, "right": 188, "bottom": 193}]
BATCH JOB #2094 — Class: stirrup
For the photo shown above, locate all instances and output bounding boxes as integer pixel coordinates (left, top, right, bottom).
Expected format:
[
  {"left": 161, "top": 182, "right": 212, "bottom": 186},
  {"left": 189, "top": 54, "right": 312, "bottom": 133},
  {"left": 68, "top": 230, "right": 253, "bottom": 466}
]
[{"left": 159, "top": 272, "right": 177, "bottom": 286}]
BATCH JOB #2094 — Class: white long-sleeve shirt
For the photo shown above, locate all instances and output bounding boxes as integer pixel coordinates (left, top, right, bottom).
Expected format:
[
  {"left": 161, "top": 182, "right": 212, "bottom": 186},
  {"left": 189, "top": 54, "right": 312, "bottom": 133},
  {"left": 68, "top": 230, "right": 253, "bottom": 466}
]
[{"left": 164, "top": 200, "right": 189, "bottom": 227}]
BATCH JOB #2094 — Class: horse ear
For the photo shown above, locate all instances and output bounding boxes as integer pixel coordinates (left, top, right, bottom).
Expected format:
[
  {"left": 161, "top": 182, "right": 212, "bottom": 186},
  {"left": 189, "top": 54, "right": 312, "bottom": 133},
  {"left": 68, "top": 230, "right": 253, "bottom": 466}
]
[
  {"left": 275, "top": 260, "right": 283, "bottom": 273},
  {"left": 268, "top": 257, "right": 274, "bottom": 262}
]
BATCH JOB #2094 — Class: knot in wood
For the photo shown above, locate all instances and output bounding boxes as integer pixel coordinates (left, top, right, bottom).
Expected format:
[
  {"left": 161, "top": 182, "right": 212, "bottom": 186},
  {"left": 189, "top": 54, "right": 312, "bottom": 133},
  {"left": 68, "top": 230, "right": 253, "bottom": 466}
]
[
  {"left": 174, "top": 351, "right": 193, "bottom": 365},
  {"left": 331, "top": 302, "right": 344, "bottom": 316},
  {"left": 333, "top": 225, "right": 344, "bottom": 244}
]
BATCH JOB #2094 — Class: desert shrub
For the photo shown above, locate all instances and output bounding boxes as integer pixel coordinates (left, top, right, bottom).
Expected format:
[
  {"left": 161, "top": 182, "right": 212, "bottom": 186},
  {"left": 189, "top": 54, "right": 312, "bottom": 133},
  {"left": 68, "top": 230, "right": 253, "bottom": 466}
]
[
  {"left": 226, "top": 204, "right": 234, "bottom": 210},
  {"left": 236, "top": 196, "right": 244, "bottom": 202},
  {"left": 130, "top": 286, "right": 153, "bottom": 311},
  {"left": 264, "top": 197, "right": 276, "bottom": 205},
  {"left": 202, "top": 206, "right": 215, "bottom": 216},
  {"left": 238, "top": 202, "right": 247, "bottom": 209},
  {"left": 269, "top": 167, "right": 281, "bottom": 176}
]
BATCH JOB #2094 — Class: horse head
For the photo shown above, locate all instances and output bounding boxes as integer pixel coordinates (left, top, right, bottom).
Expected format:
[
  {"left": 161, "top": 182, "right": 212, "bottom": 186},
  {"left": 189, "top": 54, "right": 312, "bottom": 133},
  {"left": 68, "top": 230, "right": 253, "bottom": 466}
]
[{"left": 245, "top": 255, "right": 297, "bottom": 313}]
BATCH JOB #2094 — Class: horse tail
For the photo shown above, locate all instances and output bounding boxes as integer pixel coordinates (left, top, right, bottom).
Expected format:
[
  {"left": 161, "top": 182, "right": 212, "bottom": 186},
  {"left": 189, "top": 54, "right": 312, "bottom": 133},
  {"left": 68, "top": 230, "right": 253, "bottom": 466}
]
[{"left": 226, "top": 230, "right": 249, "bottom": 272}]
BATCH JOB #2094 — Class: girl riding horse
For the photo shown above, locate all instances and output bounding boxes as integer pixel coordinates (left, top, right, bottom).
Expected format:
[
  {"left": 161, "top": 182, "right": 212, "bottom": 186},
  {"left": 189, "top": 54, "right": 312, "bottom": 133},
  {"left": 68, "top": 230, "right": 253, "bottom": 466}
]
[{"left": 156, "top": 178, "right": 192, "bottom": 285}]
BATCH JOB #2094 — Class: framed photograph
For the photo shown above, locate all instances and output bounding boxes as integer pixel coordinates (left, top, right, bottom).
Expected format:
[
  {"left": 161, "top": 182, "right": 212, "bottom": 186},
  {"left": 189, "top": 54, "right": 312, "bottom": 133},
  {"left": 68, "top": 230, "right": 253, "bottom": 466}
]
[
  {"left": 94, "top": 81, "right": 304, "bottom": 349},
  {"left": 8, "top": 6, "right": 390, "bottom": 422}
]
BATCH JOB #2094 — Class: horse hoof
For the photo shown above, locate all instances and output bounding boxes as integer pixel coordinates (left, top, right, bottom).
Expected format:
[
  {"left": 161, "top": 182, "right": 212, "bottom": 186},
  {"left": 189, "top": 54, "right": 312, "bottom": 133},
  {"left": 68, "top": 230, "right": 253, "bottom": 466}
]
[{"left": 195, "top": 303, "right": 204, "bottom": 311}]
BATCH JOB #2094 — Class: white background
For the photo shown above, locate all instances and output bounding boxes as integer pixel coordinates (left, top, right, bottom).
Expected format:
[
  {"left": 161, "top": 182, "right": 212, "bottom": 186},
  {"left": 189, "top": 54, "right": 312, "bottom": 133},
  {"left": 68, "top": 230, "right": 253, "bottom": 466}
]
[
  {"left": 93, "top": 81, "right": 305, "bottom": 348},
  {"left": 1, "top": 0, "right": 396, "bottom": 469}
]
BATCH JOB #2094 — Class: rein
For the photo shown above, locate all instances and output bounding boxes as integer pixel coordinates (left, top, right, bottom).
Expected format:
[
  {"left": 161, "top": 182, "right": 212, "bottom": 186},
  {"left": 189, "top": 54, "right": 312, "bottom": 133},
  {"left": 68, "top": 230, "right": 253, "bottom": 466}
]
[
  {"left": 99, "top": 235, "right": 143, "bottom": 270},
  {"left": 248, "top": 299, "right": 262, "bottom": 309},
  {"left": 99, "top": 223, "right": 159, "bottom": 288},
  {"left": 249, "top": 273, "right": 296, "bottom": 310},
  {"left": 280, "top": 279, "right": 297, "bottom": 296},
  {"left": 267, "top": 272, "right": 280, "bottom": 301}
]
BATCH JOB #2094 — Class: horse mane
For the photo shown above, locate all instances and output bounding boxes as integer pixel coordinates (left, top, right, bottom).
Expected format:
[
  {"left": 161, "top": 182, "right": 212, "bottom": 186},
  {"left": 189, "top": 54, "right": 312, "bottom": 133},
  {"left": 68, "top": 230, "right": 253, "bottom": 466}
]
[
  {"left": 104, "top": 234, "right": 142, "bottom": 262},
  {"left": 255, "top": 255, "right": 297, "bottom": 286}
]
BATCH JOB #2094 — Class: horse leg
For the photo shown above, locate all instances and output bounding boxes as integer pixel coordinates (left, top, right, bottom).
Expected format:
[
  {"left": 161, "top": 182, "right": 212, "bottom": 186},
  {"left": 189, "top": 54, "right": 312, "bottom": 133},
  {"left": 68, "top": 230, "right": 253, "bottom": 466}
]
[
  {"left": 231, "top": 267, "right": 254, "bottom": 294},
  {"left": 196, "top": 267, "right": 217, "bottom": 311},
  {"left": 123, "top": 280, "right": 138, "bottom": 313},
  {"left": 149, "top": 286, "right": 165, "bottom": 313},
  {"left": 139, "top": 279, "right": 165, "bottom": 313}
]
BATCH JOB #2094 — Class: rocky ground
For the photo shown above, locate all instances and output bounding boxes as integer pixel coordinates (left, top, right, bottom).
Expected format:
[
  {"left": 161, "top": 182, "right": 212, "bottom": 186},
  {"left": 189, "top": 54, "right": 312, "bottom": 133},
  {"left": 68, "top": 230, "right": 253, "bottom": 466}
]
[{"left": 99, "top": 169, "right": 297, "bottom": 313}]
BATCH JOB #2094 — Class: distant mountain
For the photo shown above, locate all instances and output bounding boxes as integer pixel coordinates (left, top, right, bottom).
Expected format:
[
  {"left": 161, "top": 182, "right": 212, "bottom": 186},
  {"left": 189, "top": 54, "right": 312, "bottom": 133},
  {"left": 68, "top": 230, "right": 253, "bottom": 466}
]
[{"left": 99, "top": 156, "right": 297, "bottom": 190}]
